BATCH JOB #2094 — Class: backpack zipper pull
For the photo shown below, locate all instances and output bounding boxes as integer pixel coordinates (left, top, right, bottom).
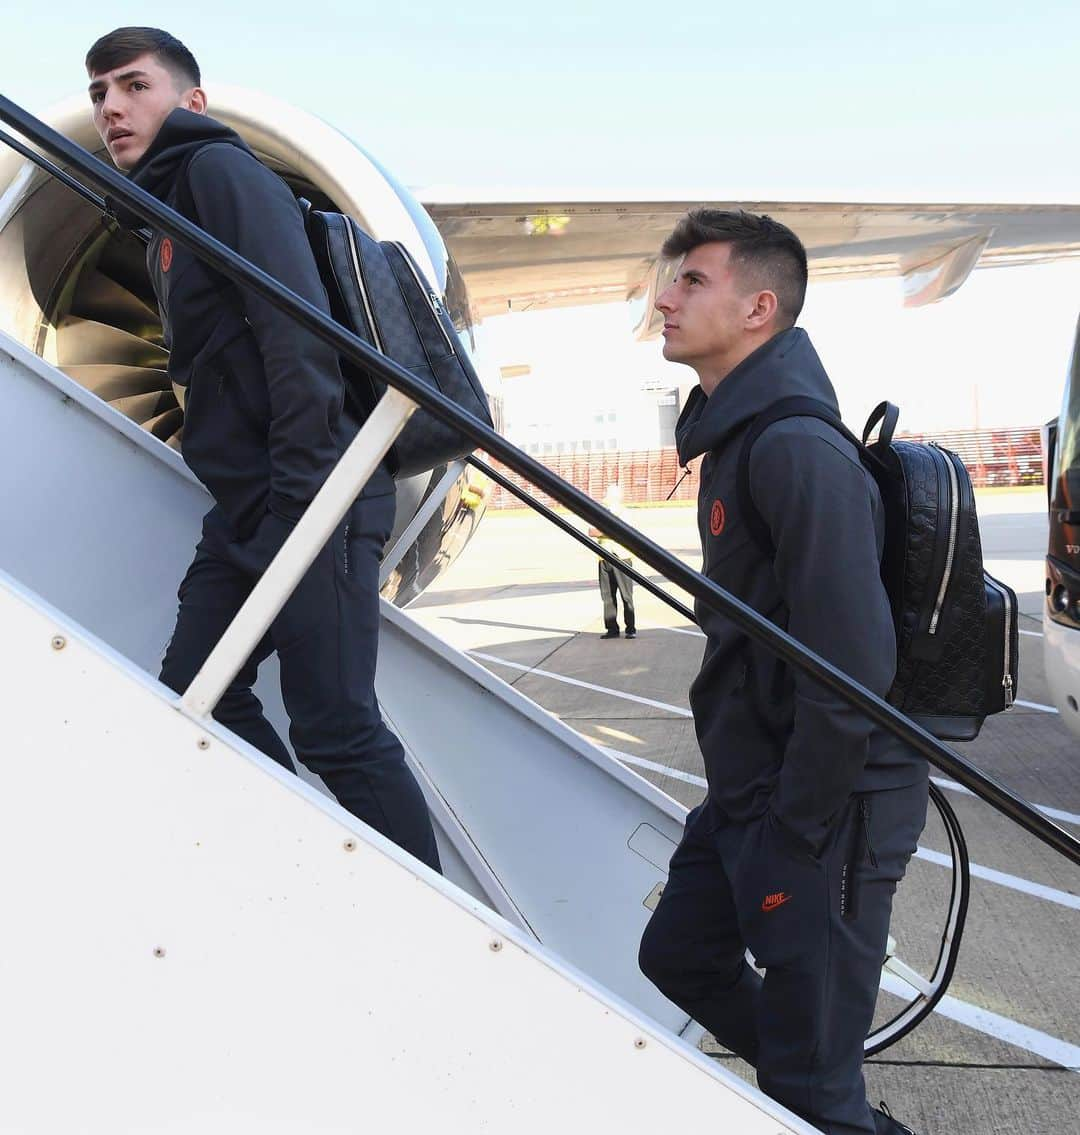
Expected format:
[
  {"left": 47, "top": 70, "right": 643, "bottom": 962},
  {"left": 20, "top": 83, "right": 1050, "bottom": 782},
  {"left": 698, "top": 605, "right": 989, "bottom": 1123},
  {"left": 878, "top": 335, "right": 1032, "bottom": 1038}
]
[{"left": 1002, "top": 673, "right": 1014, "bottom": 709}]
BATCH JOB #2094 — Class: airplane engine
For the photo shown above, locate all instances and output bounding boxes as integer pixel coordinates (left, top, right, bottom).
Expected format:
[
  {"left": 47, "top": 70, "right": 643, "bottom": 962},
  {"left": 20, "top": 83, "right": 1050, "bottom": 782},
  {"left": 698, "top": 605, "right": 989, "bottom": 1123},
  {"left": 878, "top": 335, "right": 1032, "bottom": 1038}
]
[{"left": 0, "top": 87, "right": 500, "bottom": 604}]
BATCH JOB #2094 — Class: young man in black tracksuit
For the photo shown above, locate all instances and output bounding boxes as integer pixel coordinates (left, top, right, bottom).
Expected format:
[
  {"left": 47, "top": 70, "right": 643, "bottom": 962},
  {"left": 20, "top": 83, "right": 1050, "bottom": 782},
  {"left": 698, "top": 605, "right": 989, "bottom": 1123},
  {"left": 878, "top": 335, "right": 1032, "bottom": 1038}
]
[
  {"left": 86, "top": 27, "right": 440, "bottom": 872},
  {"left": 637, "top": 210, "right": 926, "bottom": 1135}
]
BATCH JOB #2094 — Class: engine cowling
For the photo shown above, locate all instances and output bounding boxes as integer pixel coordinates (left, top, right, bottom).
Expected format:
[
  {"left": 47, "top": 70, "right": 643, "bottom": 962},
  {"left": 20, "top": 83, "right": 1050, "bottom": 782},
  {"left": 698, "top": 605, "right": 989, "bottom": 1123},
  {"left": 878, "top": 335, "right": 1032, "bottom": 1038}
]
[{"left": 0, "top": 86, "right": 498, "bottom": 603}]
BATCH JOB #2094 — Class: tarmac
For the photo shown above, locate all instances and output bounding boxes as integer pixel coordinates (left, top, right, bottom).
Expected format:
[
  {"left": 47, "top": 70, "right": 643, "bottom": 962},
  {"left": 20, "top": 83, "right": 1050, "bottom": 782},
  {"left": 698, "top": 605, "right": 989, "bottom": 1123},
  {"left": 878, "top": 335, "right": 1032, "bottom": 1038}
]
[{"left": 409, "top": 486, "right": 1080, "bottom": 1135}]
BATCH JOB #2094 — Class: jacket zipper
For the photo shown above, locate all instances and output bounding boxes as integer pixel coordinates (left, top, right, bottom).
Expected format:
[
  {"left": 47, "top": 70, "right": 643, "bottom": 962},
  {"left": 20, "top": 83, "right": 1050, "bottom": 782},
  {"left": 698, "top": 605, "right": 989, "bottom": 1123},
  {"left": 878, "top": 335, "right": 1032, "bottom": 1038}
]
[
  {"left": 344, "top": 221, "right": 384, "bottom": 353},
  {"left": 392, "top": 241, "right": 456, "bottom": 354},
  {"left": 928, "top": 444, "right": 960, "bottom": 635},
  {"left": 984, "top": 572, "right": 1015, "bottom": 707}
]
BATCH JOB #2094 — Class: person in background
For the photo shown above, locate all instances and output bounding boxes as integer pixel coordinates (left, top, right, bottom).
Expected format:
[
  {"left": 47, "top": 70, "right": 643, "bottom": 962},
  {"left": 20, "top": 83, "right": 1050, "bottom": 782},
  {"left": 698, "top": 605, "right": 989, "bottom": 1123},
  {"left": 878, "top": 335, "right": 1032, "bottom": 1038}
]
[{"left": 589, "top": 482, "right": 636, "bottom": 639}]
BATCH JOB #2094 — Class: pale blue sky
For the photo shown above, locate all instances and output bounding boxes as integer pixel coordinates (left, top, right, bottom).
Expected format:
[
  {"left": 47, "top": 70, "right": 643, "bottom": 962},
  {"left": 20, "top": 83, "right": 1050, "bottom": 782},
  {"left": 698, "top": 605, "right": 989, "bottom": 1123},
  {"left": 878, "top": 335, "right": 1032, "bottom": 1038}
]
[
  {"left": 5, "top": 2, "right": 1079, "bottom": 430},
  {"left": 8, "top": 2, "right": 1080, "bottom": 197}
]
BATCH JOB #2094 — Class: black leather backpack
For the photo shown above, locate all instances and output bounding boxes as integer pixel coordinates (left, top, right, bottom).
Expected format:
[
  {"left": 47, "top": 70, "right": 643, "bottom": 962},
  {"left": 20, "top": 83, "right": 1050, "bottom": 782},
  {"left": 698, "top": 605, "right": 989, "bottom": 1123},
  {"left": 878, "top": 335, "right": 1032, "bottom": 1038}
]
[
  {"left": 303, "top": 206, "right": 493, "bottom": 478},
  {"left": 737, "top": 398, "right": 1019, "bottom": 741},
  {"left": 174, "top": 150, "right": 492, "bottom": 479}
]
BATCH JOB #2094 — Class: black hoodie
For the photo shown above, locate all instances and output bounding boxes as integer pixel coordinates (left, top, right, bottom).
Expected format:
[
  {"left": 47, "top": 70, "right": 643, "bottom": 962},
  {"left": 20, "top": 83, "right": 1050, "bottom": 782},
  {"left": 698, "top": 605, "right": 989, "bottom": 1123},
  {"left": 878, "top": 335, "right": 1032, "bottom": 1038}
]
[
  {"left": 128, "top": 108, "right": 391, "bottom": 544},
  {"left": 675, "top": 328, "right": 925, "bottom": 854}
]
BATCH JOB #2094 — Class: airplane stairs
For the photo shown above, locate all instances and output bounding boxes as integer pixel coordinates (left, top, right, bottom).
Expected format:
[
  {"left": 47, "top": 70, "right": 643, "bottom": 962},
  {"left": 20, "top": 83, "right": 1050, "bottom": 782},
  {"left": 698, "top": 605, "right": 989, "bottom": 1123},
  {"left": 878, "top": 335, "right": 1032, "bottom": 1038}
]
[{"left": 0, "top": 329, "right": 815, "bottom": 1132}]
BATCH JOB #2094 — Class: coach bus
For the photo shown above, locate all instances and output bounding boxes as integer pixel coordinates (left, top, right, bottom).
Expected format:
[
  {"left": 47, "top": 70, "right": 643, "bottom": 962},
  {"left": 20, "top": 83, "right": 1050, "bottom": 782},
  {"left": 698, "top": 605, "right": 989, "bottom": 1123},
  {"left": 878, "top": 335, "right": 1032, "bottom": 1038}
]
[{"left": 1045, "top": 317, "right": 1080, "bottom": 739}]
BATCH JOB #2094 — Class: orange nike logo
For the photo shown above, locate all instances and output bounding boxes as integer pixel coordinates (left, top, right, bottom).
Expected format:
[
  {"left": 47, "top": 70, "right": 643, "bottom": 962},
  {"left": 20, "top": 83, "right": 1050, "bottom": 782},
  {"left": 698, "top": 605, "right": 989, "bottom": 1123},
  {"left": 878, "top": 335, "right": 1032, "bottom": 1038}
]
[{"left": 761, "top": 892, "right": 793, "bottom": 912}]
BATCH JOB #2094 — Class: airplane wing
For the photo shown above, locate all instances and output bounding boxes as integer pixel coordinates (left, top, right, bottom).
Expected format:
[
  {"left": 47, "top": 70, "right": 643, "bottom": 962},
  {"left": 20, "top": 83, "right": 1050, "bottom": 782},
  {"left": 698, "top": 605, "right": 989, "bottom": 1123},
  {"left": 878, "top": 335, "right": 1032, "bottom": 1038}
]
[{"left": 420, "top": 193, "right": 1080, "bottom": 333}]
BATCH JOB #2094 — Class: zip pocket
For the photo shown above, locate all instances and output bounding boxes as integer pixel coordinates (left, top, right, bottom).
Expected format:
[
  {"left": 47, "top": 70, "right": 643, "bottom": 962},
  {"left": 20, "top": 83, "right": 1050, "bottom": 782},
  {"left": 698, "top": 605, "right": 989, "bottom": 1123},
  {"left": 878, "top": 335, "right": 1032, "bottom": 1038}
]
[
  {"left": 841, "top": 795, "right": 878, "bottom": 921},
  {"left": 859, "top": 796, "right": 879, "bottom": 868}
]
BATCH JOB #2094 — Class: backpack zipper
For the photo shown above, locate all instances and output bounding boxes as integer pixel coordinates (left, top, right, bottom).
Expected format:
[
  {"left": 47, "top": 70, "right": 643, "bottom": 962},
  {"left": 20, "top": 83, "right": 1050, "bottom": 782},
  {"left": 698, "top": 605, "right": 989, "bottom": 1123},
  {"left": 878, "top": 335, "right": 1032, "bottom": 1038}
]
[
  {"left": 392, "top": 241, "right": 456, "bottom": 354},
  {"left": 984, "top": 572, "right": 1015, "bottom": 708},
  {"left": 343, "top": 221, "right": 384, "bottom": 353},
  {"left": 928, "top": 444, "right": 960, "bottom": 635}
]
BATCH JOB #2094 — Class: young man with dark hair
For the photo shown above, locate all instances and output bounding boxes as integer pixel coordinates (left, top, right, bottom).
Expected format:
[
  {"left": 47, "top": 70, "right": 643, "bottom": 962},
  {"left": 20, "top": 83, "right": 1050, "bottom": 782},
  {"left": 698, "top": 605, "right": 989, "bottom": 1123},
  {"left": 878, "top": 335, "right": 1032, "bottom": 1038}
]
[
  {"left": 637, "top": 209, "right": 925, "bottom": 1135},
  {"left": 85, "top": 27, "right": 440, "bottom": 872}
]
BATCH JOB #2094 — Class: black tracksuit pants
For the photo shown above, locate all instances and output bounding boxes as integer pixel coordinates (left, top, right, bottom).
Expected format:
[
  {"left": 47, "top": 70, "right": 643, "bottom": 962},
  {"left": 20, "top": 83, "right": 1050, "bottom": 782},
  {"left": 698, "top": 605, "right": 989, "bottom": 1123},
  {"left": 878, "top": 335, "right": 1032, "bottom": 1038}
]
[
  {"left": 159, "top": 492, "right": 441, "bottom": 873},
  {"left": 599, "top": 558, "right": 635, "bottom": 633},
  {"left": 639, "top": 778, "right": 928, "bottom": 1134}
]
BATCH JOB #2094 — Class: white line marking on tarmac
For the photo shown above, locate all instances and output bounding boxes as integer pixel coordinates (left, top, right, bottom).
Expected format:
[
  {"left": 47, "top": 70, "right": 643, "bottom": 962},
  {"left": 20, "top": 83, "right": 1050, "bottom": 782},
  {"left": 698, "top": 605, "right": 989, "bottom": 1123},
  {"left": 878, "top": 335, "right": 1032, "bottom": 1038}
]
[
  {"left": 600, "top": 747, "right": 707, "bottom": 787},
  {"left": 1015, "top": 698, "right": 1059, "bottom": 713},
  {"left": 474, "top": 651, "right": 1059, "bottom": 719},
  {"left": 472, "top": 652, "right": 1078, "bottom": 908},
  {"left": 655, "top": 622, "right": 1047, "bottom": 641},
  {"left": 914, "top": 846, "right": 1080, "bottom": 911},
  {"left": 878, "top": 972, "right": 1080, "bottom": 1072},
  {"left": 469, "top": 652, "right": 693, "bottom": 716},
  {"left": 653, "top": 622, "right": 1048, "bottom": 640},
  {"left": 477, "top": 650, "right": 1072, "bottom": 820},
  {"left": 930, "top": 777, "right": 1080, "bottom": 827},
  {"left": 613, "top": 749, "right": 1080, "bottom": 1063},
  {"left": 596, "top": 744, "right": 1080, "bottom": 912},
  {"left": 476, "top": 651, "right": 1069, "bottom": 813}
]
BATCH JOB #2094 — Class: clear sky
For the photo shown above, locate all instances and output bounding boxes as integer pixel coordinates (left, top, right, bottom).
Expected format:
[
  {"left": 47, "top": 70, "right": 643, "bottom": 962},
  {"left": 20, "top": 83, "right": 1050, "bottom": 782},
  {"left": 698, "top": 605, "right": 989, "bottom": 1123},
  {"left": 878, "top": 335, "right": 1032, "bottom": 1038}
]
[{"left": 4, "top": 2, "right": 1079, "bottom": 431}]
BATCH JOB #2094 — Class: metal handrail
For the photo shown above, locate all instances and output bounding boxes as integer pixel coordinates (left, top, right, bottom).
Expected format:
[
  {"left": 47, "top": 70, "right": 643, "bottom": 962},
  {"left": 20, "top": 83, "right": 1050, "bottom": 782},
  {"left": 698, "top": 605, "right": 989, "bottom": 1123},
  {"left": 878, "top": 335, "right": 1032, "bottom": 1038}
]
[{"left": 2, "top": 94, "right": 1077, "bottom": 868}]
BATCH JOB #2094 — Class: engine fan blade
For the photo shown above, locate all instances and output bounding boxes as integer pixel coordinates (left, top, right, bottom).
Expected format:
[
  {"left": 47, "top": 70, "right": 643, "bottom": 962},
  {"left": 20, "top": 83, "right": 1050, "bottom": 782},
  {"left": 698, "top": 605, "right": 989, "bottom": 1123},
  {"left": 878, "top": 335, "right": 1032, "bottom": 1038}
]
[
  {"left": 60, "top": 364, "right": 170, "bottom": 402},
  {"left": 108, "top": 390, "right": 176, "bottom": 423},
  {"left": 69, "top": 270, "right": 163, "bottom": 345},
  {"left": 142, "top": 406, "right": 185, "bottom": 442},
  {"left": 94, "top": 231, "right": 159, "bottom": 310},
  {"left": 55, "top": 316, "right": 168, "bottom": 369}
]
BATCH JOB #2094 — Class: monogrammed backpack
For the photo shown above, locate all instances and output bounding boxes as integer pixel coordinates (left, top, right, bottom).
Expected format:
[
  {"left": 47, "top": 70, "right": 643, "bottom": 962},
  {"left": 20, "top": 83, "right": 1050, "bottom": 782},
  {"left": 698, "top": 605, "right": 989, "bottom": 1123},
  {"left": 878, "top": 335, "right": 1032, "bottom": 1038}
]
[{"left": 737, "top": 398, "right": 1018, "bottom": 741}]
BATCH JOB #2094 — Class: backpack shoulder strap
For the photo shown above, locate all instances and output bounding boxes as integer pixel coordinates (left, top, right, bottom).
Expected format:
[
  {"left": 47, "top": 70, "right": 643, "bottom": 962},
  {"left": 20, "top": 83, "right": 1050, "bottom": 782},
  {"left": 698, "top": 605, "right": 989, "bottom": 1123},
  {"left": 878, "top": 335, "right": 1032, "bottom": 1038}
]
[{"left": 736, "top": 396, "right": 866, "bottom": 556}]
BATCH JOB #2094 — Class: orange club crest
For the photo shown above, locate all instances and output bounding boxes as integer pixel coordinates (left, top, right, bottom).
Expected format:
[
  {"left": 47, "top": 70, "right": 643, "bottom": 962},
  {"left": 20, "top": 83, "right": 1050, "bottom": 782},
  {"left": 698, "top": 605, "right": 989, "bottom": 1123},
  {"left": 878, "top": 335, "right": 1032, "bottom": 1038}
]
[
  {"left": 160, "top": 237, "right": 173, "bottom": 273},
  {"left": 709, "top": 498, "right": 726, "bottom": 536}
]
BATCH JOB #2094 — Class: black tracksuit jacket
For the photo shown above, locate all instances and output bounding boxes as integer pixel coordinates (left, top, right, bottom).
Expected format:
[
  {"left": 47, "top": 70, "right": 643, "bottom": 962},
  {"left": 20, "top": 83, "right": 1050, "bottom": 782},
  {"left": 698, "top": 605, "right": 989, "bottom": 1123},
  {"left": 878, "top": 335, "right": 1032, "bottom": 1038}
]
[
  {"left": 128, "top": 108, "right": 392, "bottom": 549},
  {"left": 675, "top": 328, "right": 926, "bottom": 855}
]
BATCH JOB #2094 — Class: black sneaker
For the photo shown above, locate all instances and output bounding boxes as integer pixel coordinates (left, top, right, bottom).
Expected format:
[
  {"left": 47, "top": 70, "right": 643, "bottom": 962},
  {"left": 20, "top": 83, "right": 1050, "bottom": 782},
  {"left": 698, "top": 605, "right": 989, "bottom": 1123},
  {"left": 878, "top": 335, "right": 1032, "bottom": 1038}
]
[
  {"left": 872, "top": 1102, "right": 917, "bottom": 1134},
  {"left": 624, "top": 629, "right": 637, "bottom": 639},
  {"left": 600, "top": 629, "right": 620, "bottom": 639}
]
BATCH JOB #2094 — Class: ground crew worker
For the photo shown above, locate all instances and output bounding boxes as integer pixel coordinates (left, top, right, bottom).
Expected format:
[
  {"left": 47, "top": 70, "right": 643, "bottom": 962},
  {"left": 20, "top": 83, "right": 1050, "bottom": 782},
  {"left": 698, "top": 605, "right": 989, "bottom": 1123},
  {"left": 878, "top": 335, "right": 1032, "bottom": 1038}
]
[
  {"left": 85, "top": 26, "right": 440, "bottom": 871},
  {"left": 589, "top": 482, "right": 636, "bottom": 639},
  {"left": 637, "top": 209, "right": 926, "bottom": 1135}
]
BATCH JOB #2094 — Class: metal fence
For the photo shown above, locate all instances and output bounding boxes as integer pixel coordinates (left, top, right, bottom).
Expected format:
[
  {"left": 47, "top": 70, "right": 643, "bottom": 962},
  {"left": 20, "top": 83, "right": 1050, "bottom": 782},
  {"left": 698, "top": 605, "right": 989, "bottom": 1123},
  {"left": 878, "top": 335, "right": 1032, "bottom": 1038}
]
[{"left": 483, "top": 426, "right": 1044, "bottom": 509}]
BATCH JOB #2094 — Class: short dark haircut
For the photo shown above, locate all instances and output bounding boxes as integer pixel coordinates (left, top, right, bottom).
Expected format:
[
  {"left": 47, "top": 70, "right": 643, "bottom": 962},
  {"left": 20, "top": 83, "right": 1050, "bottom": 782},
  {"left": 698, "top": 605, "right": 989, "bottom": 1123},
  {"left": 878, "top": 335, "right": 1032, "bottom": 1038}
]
[
  {"left": 85, "top": 27, "right": 201, "bottom": 90},
  {"left": 662, "top": 208, "right": 808, "bottom": 327}
]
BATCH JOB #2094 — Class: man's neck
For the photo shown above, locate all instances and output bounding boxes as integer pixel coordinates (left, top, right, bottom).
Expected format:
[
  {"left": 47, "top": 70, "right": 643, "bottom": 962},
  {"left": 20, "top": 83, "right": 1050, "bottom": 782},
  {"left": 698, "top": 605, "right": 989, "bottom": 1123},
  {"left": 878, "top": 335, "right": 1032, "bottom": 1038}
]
[{"left": 695, "top": 331, "right": 781, "bottom": 396}]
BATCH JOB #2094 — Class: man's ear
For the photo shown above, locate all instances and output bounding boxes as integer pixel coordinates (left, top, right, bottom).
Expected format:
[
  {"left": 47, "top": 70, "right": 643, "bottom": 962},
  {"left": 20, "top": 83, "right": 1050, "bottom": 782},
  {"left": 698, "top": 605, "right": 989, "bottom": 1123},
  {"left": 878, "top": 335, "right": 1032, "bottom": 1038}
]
[
  {"left": 746, "top": 289, "right": 778, "bottom": 331},
  {"left": 184, "top": 87, "right": 208, "bottom": 115}
]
